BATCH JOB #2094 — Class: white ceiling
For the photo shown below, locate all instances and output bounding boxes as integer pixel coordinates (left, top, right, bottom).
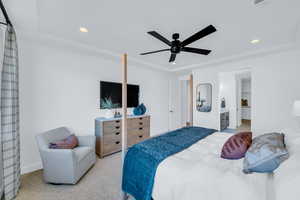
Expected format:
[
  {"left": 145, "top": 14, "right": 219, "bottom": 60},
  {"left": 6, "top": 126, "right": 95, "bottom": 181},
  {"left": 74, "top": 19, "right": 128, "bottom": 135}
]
[{"left": 4, "top": 0, "right": 300, "bottom": 71}]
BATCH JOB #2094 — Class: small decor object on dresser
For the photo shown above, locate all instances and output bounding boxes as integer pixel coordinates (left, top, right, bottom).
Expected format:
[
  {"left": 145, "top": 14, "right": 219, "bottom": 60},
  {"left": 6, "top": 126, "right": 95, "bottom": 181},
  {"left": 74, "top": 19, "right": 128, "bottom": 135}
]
[
  {"left": 140, "top": 103, "right": 146, "bottom": 114},
  {"left": 221, "top": 98, "right": 226, "bottom": 108},
  {"left": 133, "top": 107, "right": 142, "bottom": 115},
  {"left": 133, "top": 103, "right": 147, "bottom": 116},
  {"left": 100, "top": 97, "right": 120, "bottom": 118}
]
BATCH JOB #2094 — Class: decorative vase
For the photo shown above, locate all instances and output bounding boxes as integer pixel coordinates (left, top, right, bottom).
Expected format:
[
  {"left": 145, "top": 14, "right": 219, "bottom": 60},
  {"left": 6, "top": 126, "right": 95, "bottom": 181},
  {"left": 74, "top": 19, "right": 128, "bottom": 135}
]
[
  {"left": 105, "top": 109, "right": 114, "bottom": 119},
  {"left": 140, "top": 103, "right": 146, "bottom": 115},
  {"left": 221, "top": 98, "right": 226, "bottom": 108},
  {"left": 133, "top": 103, "right": 147, "bottom": 116},
  {"left": 133, "top": 106, "right": 142, "bottom": 116}
]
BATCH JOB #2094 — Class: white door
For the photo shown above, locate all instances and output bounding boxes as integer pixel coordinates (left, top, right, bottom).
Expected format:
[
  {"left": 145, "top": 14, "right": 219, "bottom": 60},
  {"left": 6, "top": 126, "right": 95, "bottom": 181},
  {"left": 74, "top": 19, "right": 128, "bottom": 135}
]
[
  {"left": 168, "top": 79, "right": 180, "bottom": 131},
  {"left": 180, "top": 80, "right": 190, "bottom": 127}
]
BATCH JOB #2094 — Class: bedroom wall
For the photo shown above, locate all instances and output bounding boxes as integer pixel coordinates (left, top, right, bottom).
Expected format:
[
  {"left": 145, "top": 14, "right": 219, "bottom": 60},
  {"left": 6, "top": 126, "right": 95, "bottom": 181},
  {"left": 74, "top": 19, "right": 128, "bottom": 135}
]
[
  {"left": 18, "top": 36, "right": 179, "bottom": 174},
  {"left": 193, "top": 48, "right": 300, "bottom": 135}
]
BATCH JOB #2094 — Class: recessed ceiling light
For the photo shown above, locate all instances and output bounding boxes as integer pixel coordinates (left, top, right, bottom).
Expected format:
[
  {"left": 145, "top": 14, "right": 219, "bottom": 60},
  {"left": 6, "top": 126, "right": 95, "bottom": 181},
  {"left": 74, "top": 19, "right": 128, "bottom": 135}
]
[
  {"left": 251, "top": 39, "right": 260, "bottom": 44},
  {"left": 80, "top": 27, "right": 88, "bottom": 33}
]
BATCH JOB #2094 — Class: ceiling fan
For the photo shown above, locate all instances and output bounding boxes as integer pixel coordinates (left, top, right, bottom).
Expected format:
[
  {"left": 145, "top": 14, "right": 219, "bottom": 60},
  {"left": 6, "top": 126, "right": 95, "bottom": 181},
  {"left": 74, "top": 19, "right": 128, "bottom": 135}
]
[{"left": 140, "top": 25, "right": 217, "bottom": 63}]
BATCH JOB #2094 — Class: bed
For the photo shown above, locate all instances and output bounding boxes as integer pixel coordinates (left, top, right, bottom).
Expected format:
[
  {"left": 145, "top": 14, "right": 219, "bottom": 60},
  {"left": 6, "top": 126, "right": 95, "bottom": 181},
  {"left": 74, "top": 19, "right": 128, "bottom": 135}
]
[
  {"left": 273, "top": 129, "right": 300, "bottom": 200},
  {"left": 152, "top": 132, "right": 267, "bottom": 200},
  {"left": 122, "top": 127, "right": 268, "bottom": 200}
]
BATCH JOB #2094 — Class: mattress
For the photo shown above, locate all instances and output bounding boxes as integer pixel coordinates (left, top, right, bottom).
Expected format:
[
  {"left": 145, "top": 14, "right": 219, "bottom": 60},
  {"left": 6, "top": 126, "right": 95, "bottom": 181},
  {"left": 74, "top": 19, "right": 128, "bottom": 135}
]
[{"left": 152, "top": 132, "right": 267, "bottom": 200}]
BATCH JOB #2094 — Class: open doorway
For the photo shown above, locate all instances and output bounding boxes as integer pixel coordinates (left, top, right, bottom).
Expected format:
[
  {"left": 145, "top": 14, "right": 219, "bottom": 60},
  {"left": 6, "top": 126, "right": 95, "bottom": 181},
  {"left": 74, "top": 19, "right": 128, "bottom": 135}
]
[
  {"left": 219, "top": 70, "right": 251, "bottom": 133},
  {"left": 179, "top": 75, "right": 193, "bottom": 127},
  {"left": 236, "top": 74, "right": 252, "bottom": 132}
]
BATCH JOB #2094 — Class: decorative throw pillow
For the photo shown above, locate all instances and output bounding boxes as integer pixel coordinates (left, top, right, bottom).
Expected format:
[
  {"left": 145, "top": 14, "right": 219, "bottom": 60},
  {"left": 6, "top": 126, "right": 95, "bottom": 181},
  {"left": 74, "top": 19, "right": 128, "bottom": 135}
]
[
  {"left": 243, "top": 132, "right": 289, "bottom": 174},
  {"left": 49, "top": 134, "right": 79, "bottom": 149},
  {"left": 221, "top": 132, "right": 252, "bottom": 160}
]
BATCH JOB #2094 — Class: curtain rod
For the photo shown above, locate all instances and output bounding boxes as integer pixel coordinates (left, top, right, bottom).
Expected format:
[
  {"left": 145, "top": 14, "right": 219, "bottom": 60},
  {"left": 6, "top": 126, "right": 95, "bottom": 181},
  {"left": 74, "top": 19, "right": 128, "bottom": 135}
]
[{"left": 0, "top": 0, "right": 11, "bottom": 26}]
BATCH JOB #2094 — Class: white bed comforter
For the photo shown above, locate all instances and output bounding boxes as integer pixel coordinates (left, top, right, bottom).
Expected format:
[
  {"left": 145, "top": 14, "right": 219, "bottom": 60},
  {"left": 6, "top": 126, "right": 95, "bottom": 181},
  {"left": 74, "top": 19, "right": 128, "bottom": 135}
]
[
  {"left": 274, "top": 130, "right": 300, "bottom": 200},
  {"left": 152, "top": 132, "right": 267, "bottom": 200}
]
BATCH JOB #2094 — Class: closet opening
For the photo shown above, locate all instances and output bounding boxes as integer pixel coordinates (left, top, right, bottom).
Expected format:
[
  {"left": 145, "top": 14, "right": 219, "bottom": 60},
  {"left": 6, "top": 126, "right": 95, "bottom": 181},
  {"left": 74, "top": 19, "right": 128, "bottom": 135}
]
[{"left": 219, "top": 70, "right": 252, "bottom": 133}]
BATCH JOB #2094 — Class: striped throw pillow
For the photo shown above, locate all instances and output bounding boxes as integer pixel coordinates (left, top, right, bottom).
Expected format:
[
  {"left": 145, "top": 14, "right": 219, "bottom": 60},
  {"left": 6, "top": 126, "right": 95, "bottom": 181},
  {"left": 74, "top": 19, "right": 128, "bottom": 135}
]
[
  {"left": 221, "top": 132, "right": 252, "bottom": 160},
  {"left": 49, "top": 134, "right": 79, "bottom": 149}
]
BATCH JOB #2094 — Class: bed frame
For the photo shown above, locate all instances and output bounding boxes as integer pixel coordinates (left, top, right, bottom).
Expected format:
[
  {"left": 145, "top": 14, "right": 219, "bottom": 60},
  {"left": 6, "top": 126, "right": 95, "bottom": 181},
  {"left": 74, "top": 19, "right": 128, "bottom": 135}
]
[{"left": 121, "top": 54, "right": 128, "bottom": 200}]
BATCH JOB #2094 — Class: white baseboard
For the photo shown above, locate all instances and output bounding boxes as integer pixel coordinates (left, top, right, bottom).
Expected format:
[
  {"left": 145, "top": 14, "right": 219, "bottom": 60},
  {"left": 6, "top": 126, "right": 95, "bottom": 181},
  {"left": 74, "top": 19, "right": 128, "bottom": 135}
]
[{"left": 21, "top": 162, "right": 43, "bottom": 175}]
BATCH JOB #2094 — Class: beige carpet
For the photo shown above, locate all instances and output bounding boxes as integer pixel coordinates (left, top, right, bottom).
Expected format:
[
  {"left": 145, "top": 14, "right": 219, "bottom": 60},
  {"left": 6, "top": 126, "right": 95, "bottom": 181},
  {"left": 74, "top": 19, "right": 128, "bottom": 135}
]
[{"left": 16, "top": 153, "right": 133, "bottom": 200}]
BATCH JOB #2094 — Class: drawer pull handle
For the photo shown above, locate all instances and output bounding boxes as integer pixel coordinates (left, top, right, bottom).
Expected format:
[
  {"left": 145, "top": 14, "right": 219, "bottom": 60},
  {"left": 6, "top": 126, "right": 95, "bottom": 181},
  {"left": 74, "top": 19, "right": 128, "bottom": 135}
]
[
  {"left": 116, "top": 120, "right": 120, "bottom": 123},
  {"left": 139, "top": 117, "right": 143, "bottom": 120},
  {"left": 116, "top": 126, "right": 120, "bottom": 129},
  {"left": 139, "top": 122, "right": 143, "bottom": 125},
  {"left": 139, "top": 135, "right": 143, "bottom": 138},
  {"left": 139, "top": 127, "right": 143, "bottom": 130},
  {"left": 115, "top": 132, "right": 120, "bottom": 135},
  {"left": 115, "top": 141, "right": 120, "bottom": 144}
]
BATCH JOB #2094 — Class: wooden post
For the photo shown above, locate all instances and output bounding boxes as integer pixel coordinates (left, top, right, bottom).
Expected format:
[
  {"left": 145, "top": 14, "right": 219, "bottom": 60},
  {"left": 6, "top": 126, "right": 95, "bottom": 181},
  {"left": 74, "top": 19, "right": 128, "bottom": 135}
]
[
  {"left": 189, "top": 74, "right": 193, "bottom": 126},
  {"left": 121, "top": 54, "right": 128, "bottom": 200}
]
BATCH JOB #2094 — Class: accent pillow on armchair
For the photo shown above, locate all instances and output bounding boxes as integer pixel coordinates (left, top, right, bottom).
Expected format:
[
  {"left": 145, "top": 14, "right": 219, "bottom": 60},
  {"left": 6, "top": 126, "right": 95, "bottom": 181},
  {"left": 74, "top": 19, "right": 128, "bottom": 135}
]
[
  {"left": 221, "top": 131, "right": 252, "bottom": 160},
  {"left": 49, "top": 134, "right": 79, "bottom": 149}
]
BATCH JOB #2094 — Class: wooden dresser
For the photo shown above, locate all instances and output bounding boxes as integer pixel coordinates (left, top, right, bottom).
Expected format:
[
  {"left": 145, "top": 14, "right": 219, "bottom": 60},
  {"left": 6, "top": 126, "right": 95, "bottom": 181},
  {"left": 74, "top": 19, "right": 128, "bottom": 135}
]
[{"left": 95, "top": 115, "right": 150, "bottom": 158}]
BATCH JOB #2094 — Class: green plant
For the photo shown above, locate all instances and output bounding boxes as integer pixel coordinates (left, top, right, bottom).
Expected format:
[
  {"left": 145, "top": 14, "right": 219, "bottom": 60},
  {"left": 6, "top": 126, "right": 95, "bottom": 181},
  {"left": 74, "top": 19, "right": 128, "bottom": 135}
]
[{"left": 100, "top": 97, "right": 119, "bottom": 109}]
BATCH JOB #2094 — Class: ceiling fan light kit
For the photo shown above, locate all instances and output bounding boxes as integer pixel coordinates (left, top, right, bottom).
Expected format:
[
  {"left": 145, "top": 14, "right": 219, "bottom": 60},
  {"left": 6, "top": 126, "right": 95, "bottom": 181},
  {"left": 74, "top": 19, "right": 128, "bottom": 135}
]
[
  {"left": 140, "top": 25, "right": 217, "bottom": 63},
  {"left": 254, "top": 0, "right": 265, "bottom": 4}
]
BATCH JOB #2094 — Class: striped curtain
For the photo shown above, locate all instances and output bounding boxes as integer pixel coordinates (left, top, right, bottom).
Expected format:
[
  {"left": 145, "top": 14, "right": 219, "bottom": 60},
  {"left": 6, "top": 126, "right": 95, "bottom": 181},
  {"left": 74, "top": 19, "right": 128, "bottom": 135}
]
[{"left": 0, "top": 25, "right": 20, "bottom": 200}]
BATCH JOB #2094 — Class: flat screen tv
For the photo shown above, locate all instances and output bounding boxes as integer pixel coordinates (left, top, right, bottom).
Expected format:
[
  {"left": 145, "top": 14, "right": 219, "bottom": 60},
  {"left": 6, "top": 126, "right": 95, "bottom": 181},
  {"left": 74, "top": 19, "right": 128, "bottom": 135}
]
[{"left": 100, "top": 81, "right": 139, "bottom": 109}]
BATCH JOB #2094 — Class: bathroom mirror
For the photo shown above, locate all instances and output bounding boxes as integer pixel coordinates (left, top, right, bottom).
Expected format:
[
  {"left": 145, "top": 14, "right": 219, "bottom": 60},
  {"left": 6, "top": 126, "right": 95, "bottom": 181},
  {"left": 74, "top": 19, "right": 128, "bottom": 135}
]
[{"left": 196, "top": 83, "right": 212, "bottom": 112}]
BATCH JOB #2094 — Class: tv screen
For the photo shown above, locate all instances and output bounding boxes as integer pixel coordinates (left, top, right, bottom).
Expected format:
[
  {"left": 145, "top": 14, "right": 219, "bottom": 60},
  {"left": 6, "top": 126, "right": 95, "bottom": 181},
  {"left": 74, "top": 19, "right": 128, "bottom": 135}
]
[{"left": 100, "top": 81, "right": 139, "bottom": 109}]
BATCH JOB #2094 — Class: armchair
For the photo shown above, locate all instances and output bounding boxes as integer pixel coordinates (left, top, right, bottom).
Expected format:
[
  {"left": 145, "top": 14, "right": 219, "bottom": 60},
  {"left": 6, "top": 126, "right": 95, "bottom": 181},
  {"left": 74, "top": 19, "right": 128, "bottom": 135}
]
[{"left": 36, "top": 127, "right": 96, "bottom": 184}]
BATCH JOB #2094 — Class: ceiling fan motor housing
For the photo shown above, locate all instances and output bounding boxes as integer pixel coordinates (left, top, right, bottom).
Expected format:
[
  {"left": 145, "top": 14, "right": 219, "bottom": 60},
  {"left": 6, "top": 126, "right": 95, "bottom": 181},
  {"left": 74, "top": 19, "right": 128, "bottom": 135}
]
[{"left": 171, "top": 40, "right": 181, "bottom": 53}]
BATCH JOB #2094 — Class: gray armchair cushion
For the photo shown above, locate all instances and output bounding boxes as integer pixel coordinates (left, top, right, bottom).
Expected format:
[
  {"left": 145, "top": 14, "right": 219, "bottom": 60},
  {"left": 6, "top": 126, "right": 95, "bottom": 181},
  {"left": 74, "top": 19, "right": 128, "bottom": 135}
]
[
  {"left": 36, "top": 127, "right": 96, "bottom": 184},
  {"left": 74, "top": 147, "right": 93, "bottom": 163}
]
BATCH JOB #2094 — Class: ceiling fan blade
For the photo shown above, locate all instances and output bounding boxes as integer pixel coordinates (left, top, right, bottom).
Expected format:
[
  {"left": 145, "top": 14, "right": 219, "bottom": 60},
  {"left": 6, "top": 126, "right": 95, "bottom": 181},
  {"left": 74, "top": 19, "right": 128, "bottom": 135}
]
[
  {"left": 181, "top": 25, "right": 217, "bottom": 47},
  {"left": 181, "top": 47, "right": 211, "bottom": 55},
  {"left": 148, "top": 31, "right": 172, "bottom": 46},
  {"left": 140, "top": 49, "right": 170, "bottom": 55},
  {"left": 169, "top": 53, "right": 176, "bottom": 62}
]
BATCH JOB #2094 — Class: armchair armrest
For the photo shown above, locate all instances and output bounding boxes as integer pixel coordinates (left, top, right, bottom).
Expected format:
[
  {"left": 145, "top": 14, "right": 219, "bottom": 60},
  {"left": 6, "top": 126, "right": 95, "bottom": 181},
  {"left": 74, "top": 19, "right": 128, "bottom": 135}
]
[
  {"left": 77, "top": 135, "right": 95, "bottom": 148},
  {"left": 41, "top": 149, "right": 75, "bottom": 165},
  {"left": 40, "top": 149, "right": 76, "bottom": 183}
]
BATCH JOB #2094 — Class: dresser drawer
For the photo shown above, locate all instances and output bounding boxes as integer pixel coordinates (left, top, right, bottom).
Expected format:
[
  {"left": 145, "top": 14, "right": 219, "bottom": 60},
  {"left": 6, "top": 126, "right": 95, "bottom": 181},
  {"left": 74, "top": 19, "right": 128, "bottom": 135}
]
[
  {"left": 103, "top": 124, "right": 122, "bottom": 134},
  {"left": 128, "top": 117, "right": 150, "bottom": 129},
  {"left": 103, "top": 131, "right": 121, "bottom": 142},
  {"left": 103, "top": 120, "right": 121, "bottom": 128},
  {"left": 128, "top": 128, "right": 150, "bottom": 146},
  {"left": 102, "top": 136, "right": 122, "bottom": 155}
]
